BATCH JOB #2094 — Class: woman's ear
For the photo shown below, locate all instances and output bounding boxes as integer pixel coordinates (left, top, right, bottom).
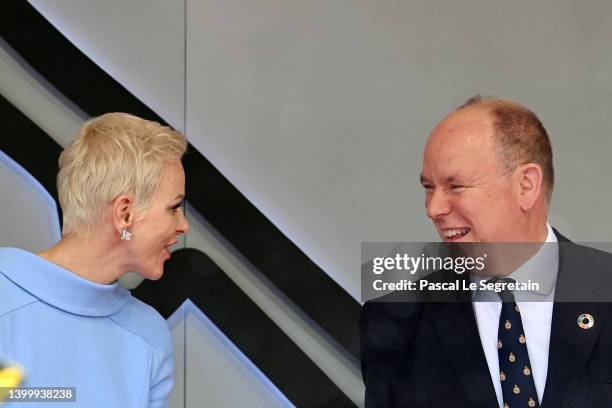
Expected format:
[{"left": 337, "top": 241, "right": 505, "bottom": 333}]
[
  {"left": 112, "top": 195, "right": 134, "bottom": 233},
  {"left": 516, "top": 163, "right": 544, "bottom": 211}
]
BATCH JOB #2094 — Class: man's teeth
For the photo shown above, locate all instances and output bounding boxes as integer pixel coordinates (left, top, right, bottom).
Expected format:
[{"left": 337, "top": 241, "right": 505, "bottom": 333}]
[{"left": 444, "top": 228, "right": 470, "bottom": 238}]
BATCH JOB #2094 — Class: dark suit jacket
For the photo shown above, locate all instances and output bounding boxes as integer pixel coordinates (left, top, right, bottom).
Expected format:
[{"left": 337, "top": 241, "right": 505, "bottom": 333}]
[{"left": 360, "top": 231, "right": 612, "bottom": 407}]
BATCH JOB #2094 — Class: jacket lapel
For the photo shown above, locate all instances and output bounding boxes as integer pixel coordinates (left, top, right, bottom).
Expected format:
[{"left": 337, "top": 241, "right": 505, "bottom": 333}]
[
  {"left": 541, "top": 236, "right": 609, "bottom": 408},
  {"left": 431, "top": 301, "right": 499, "bottom": 407},
  {"left": 541, "top": 301, "right": 606, "bottom": 408}
]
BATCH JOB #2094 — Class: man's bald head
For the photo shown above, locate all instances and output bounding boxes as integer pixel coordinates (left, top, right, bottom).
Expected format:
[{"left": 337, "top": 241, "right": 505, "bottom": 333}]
[{"left": 458, "top": 96, "right": 554, "bottom": 201}]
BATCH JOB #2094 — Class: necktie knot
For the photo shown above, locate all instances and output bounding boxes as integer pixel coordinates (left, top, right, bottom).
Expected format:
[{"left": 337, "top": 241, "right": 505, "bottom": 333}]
[{"left": 488, "top": 277, "right": 516, "bottom": 303}]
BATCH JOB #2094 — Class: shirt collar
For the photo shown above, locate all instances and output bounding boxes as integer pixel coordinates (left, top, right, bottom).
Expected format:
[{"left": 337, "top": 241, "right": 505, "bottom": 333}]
[
  {"left": 507, "top": 223, "right": 558, "bottom": 297},
  {"left": 0, "top": 247, "right": 132, "bottom": 317},
  {"left": 471, "top": 223, "right": 559, "bottom": 301}
]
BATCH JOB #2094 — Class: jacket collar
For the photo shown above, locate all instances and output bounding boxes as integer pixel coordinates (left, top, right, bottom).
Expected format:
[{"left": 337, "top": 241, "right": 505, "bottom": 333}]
[
  {"left": 0, "top": 247, "right": 132, "bottom": 317},
  {"left": 541, "top": 233, "right": 609, "bottom": 408}
]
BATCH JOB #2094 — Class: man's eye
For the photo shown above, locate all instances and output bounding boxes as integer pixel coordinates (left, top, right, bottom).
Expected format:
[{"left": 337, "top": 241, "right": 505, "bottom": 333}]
[
  {"left": 450, "top": 185, "right": 466, "bottom": 193},
  {"left": 171, "top": 202, "right": 183, "bottom": 212},
  {"left": 422, "top": 185, "right": 434, "bottom": 193}
]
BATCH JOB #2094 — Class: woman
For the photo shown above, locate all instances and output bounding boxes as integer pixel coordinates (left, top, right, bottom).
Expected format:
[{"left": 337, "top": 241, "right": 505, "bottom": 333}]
[{"left": 0, "top": 113, "right": 189, "bottom": 407}]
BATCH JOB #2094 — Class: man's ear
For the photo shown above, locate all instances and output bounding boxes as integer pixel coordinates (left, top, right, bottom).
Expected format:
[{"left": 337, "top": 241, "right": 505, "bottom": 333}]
[
  {"left": 516, "top": 163, "right": 544, "bottom": 211},
  {"left": 112, "top": 195, "right": 134, "bottom": 233}
]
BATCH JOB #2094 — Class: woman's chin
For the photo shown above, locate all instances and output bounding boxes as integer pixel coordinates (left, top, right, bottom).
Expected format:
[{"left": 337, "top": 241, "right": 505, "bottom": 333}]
[
  {"left": 138, "top": 264, "right": 165, "bottom": 281},
  {"left": 147, "top": 267, "right": 165, "bottom": 281}
]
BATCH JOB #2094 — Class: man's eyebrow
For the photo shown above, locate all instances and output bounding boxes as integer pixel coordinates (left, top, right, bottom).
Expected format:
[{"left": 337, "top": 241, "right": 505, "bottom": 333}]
[
  {"left": 420, "top": 175, "right": 463, "bottom": 184},
  {"left": 174, "top": 194, "right": 185, "bottom": 201}
]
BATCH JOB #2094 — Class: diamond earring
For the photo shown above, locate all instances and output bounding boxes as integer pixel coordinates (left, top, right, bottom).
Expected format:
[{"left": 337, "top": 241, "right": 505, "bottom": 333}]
[{"left": 120, "top": 228, "right": 132, "bottom": 241}]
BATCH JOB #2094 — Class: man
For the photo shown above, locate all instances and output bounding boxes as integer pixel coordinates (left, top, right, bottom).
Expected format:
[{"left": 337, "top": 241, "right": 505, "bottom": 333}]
[{"left": 360, "top": 96, "right": 612, "bottom": 407}]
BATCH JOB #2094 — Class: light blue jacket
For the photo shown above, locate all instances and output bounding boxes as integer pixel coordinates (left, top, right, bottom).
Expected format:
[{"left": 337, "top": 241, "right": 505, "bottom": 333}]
[{"left": 0, "top": 247, "right": 173, "bottom": 407}]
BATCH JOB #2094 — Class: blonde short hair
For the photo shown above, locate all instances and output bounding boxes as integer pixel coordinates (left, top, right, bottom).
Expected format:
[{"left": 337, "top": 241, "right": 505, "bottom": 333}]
[{"left": 58, "top": 113, "right": 187, "bottom": 236}]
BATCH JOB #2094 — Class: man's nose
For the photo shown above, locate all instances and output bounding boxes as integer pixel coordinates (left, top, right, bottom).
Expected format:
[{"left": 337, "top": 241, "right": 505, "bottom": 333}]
[{"left": 426, "top": 189, "right": 452, "bottom": 219}]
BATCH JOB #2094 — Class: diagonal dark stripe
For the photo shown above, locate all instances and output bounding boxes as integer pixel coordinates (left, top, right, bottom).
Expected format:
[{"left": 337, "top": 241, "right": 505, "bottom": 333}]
[
  {"left": 1, "top": 0, "right": 360, "bottom": 360},
  {"left": 134, "top": 248, "right": 356, "bottom": 408},
  {"left": 0, "top": 94, "right": 63, "bottom": 225}
]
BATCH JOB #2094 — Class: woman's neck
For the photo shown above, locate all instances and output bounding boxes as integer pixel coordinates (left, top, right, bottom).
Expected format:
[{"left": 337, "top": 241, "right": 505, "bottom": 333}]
[{"left": 37, "top": 235, "right": 125, "bottom": 285}]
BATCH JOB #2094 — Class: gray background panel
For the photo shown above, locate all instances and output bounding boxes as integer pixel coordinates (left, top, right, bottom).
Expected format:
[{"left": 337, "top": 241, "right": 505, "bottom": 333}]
[{"left": 28, "top": 0, "right": 186, "bottom": 131}]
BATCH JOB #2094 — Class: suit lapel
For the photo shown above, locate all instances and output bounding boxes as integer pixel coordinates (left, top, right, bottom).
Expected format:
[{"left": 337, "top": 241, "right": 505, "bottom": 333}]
[
  {"left": 431, "top": 301, "right": 499, "bottom": 407},
  {"left": 541, "top": 301, "right": 606, "bottom": 408},
  {"left": 541, "top": 237, "right": 608, "bottom": 408}
]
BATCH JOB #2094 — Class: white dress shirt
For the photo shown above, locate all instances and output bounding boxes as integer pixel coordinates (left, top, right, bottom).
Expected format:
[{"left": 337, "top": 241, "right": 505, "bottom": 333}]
[{"left": 472, "top": 224, "right": 558, "bottom": 408}]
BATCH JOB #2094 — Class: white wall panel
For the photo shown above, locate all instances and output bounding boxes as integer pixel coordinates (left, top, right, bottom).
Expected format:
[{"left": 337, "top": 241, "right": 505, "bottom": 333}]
[
  {"left": 28, "top": 0, "right": 185, "bottom": 131},
  {"left": 181, "top": 300, "right": 293, "bottom": 408},
  {"left": 168, "top": 305, "right": 186, "bottom": 408},
  {"left": 186, "top": 0, "right": 612, "bottom": 300},
  {"left": 169, "top": 301, "right": 294, "bottom": 407}
]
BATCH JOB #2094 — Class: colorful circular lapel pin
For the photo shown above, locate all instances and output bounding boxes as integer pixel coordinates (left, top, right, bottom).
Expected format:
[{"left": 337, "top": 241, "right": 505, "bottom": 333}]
[{"left": 577, "top": 313, "right": 594, "bottom": 329}]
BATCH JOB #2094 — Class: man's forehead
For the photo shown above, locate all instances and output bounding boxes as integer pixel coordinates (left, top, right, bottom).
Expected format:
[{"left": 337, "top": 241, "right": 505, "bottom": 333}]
[
  {"left": 427, "top": 108, "right": 493, "bottom": 148},
  {"left": 421, "top": 159, "right": 485, "bottom": 182},
  {"left": 422, "top": 108, "right": 498, "bottom": 181}
]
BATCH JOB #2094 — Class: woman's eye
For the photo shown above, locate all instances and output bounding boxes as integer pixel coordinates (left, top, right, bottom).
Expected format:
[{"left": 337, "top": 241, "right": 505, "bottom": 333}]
[{"left": 171, "top": 202, "right": 182, "bottom": 212}]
